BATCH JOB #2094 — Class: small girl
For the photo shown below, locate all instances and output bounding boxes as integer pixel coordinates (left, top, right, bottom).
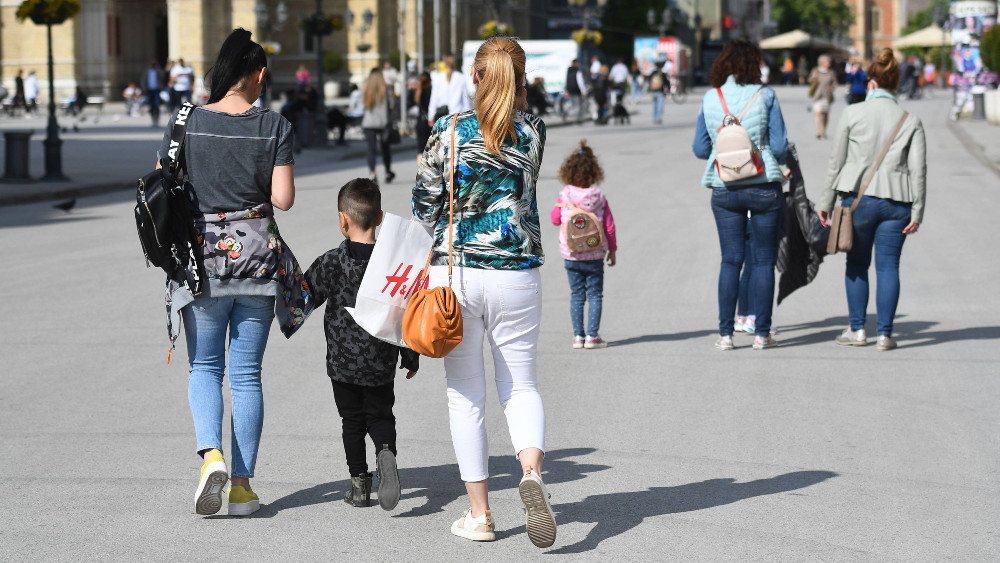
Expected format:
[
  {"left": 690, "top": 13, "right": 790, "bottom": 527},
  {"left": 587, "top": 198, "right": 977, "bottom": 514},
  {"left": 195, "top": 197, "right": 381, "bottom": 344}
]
[{"left": 550, "top": 140, "right": 617, "bottom": 349}]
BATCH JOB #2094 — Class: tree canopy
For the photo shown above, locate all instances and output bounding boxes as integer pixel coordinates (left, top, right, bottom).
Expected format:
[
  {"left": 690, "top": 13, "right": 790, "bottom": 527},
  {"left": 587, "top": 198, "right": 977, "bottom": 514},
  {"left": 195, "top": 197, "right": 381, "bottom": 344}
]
[{"left": 772, "top": 0, "right": 853, "bottom": 38}]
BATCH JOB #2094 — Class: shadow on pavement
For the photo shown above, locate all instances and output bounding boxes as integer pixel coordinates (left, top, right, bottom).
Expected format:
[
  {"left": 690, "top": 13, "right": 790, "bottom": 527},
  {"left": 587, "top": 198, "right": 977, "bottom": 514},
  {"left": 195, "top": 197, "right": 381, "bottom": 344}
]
[
  {"left": 898, "top": 323, "right": 1000, "bottom": 349},
  {"left": 256, "top": 447, "right": 610, "bottom": 522},
  {"left": 610, "top": 330, "right": 717, "bottom": 347},
  {"left": 547, "top": 470, "right": 838, "bottom": 555}
]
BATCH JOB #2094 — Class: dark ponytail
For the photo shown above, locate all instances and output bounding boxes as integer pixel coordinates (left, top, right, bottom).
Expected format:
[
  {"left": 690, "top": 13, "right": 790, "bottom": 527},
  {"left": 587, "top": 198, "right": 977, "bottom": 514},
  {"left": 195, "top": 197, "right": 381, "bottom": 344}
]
[{"left": 205, "top": 28, "right": 268, "bottom": 104}]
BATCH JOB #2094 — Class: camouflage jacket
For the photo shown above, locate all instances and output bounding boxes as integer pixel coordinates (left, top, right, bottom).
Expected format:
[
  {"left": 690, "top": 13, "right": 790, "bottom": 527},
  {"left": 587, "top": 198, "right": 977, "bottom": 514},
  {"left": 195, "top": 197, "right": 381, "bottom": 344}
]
[
  {"left": 304, "top": 241, "right": 419, "bottom": 387},
  {"left": 166, "top": 203, "right": 315, "bottom": 344}
]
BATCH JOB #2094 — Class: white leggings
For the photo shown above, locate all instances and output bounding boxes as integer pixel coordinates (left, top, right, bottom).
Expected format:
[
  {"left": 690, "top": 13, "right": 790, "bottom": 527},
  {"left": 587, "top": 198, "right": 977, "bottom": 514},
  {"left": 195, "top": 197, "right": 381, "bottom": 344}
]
[{"left": 429, "top": 266, "right": 546, "bottom": 482}]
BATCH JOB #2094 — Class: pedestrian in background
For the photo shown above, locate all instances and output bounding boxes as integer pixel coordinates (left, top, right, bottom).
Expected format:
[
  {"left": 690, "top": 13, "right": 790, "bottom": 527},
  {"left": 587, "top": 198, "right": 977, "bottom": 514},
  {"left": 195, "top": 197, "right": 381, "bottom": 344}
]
[
  {"left": 846, "top": 57, "right": 868, "bottom": 104},
  {"left": 608, "top": 57, "right": 629, "bottom": 105},
  {"left": 428, "top": 53, "right": 471, "bottom": 124},
  {"left": 296, "top": 63, "right": 311, "bottom": 93},
  {"left": 143, "top": 60, "right": 164, "bottom": 127},
  {"left": 361, "top": 68, "right": 395, "bottom": 184},
  {"left": 809, "top": 54, "right": 837, "bottom": 138},
  {"left": 170, "top": 58, "right": 194, "bottom": 106},
  {"left": 13, "top": 70, "right": 24, "bottom": 108},
  {"left": 412, "top": 35, "right": 556, "bottom": 548},
  {"left": 692, "top": 39, "right": 789, "bottom": 351},
  {"left": 564, "top": 59, "right": 587, "bottom": 124},
  {"left": 591, "top": 64, "right": 610, "bottom": 124},
  {"left": 817, "top": 48, "right": 927, "bottom": 351},
  {"left": 648, "top": 62, "right": 668, "bottom": 124},
  {"left": 24, "top": 71, "right": 38, "bottom": 114},
  {"left": 629, "top": 60, "right": 643, "bottom": 104},
  {"left": 550, "top": 140, "right": 618, "bottom": 350},
  {"left": 414, "top": 71, "right": 433, "bottom": 157},
  {"left": 156, "top": 28, "right": 306, "bottom": 517}
]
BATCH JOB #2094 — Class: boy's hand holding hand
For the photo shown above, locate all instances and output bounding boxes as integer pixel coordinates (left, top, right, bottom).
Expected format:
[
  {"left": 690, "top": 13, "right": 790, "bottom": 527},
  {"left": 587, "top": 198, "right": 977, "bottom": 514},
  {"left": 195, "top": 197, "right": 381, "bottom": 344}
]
[
  {"left": 606, "top": 250, "right": 616, "bottom": 267},
  {"left": 401, "top": 361, "right": 417, "bottom": 379}
]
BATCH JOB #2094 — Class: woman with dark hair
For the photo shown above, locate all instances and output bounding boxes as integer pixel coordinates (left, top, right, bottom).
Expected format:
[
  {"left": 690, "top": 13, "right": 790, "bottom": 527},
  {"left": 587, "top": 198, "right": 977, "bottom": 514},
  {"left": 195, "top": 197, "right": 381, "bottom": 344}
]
[
  {"left": 692, "top": 39, "right": 789, "bottom": 351},
  {"left": 817, "top": 48, "right": 926, "bottom": 351},
  {"left": 414, "top": 71, "right": 433, "bottom": 156},
  {"left": 155, "top": 28, "right": 311, "bottom": 517}
]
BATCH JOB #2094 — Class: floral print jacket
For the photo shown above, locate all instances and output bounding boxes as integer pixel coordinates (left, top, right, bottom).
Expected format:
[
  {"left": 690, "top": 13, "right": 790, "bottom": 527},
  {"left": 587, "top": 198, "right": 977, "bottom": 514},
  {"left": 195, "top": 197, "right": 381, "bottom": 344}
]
[{"left": 412, "top": 110, "right": 546, "bottom": 270}]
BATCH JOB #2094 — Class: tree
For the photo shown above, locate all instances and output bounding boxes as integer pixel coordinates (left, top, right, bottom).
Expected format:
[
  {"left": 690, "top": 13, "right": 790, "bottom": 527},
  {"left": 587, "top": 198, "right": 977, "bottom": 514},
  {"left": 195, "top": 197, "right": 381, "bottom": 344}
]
[
  {"left": 901, "top": 0, "right": 948, "bottom": 36},
  {"left": 772, "top": 0, "right": 853, "bottom": 38},
  {"left": 982, "top": 25, "right": 1000, "bottom": 73}
]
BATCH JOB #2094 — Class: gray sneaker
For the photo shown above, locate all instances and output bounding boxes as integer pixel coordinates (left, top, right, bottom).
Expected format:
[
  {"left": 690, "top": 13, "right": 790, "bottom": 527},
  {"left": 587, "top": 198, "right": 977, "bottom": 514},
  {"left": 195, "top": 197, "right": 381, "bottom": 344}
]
[
  {"left": 835, "top": 328, "right": 868, "bottom": 346},
  {"left": 714, "top": 335, "right": 734, "bottom": 351},
  {"left": 876, "top": 335, "right": 897, "bottom": 351}
]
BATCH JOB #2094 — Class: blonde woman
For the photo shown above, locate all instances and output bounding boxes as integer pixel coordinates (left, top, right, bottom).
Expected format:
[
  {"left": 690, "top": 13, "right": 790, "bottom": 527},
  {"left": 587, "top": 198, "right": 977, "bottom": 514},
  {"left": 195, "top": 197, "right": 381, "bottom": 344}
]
[
  {"left": 428, "top": 53, "right": 471, "bottom": 124},
  {"left": 818, "top": 48, "right": 926, "bottom": 351},
  {"left": 412, "top": 37, "right": 555, "bottom": 548},
  {"left": 809, "top": 55, "right": 837, "bottom": 138},
  {"left": 361, "top": 68, "right": 395, "bottom": 183}
]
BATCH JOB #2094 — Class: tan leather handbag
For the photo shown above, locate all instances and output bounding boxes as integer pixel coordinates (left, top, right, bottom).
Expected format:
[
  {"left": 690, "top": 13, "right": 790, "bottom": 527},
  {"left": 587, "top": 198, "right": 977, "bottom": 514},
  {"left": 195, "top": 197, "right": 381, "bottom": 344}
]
[
  {"left": 402, "top": 116, "right": 463, "bottom": 358},
  {"left": 827, "top": 112, "right": 908, "bottom": 255}
]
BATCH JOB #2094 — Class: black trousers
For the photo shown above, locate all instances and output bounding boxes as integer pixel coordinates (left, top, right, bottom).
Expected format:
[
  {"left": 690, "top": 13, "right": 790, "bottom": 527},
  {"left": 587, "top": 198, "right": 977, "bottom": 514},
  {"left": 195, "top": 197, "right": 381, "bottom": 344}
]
[
  {"left": 331, "top": 379, "right": 396, "bottom": 475},
  {"left": 363, "top": 128, "right": 392, "bottom": 175}
]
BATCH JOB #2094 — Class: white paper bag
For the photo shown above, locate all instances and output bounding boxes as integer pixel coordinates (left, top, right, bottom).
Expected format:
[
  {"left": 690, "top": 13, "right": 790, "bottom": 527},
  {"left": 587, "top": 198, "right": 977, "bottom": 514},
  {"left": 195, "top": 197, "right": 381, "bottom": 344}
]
[{"left": 345, "top": 212, "right": 434, "bottom": 347}]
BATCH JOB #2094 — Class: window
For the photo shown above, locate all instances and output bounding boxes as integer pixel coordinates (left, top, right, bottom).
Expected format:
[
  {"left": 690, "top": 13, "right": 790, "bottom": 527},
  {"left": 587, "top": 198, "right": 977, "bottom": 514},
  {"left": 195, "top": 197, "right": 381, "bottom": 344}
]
[
  {"left": 300, "top": 30, "right": 315, "bottom": 54},
  {"left": 870, "top": 6, "right": 882, "bottom": 34}
]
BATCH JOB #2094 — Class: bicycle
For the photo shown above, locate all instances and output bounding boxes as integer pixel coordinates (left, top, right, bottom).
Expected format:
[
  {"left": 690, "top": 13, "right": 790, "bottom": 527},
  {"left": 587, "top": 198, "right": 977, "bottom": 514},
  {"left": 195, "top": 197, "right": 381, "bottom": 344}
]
[{"left": 669, "top": 75, "right": 687, "bottom": 104}]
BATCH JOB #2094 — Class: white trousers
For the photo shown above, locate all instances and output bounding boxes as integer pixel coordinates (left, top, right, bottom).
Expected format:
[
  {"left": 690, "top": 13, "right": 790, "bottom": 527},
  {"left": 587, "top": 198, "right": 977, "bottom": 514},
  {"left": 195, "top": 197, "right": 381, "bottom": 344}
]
[{"left": 429, "top": 266, "right": 546, "bottom": 482}]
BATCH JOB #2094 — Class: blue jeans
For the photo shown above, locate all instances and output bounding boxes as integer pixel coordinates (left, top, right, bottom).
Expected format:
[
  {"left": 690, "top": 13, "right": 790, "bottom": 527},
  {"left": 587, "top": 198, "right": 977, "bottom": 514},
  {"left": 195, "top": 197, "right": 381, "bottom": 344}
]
[
  {"left": 651, "top": 91, "right": 665, "bottom": 122},
  {"left": 182, "top": 294, "right": 275, "bottom": 478},
  {"left": 842, "top": 195, "right": 911, "bottom": 336},
  {"left": 565, "top": 259, "right": 604, "bottom": 337},
  {"left": 737, "top": 221, "right": 754, "bottom": 317},
  {"left": 710, "top": 184, "right": 783, "bottom": 337}
]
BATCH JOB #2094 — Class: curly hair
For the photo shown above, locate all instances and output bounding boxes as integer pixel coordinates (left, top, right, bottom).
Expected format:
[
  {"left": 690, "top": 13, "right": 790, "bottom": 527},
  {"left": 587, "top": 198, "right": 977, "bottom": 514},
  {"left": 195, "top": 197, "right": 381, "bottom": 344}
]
[
  {"left": 709, "top": 39, "right": 763, "bottom": 88},
  {"left": 558, "top": 140, "right": 604, "bottom": 188}
]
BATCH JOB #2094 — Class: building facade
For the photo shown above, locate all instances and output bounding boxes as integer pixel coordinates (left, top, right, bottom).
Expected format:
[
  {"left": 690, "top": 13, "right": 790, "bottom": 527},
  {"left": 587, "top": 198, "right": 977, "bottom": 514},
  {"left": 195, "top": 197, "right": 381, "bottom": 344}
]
[
  {"left": 846, "top": 0, "right": 903, "bottom": 58},
  {"left": 0, "top": 0, "right": 529, "bottom": 104}
]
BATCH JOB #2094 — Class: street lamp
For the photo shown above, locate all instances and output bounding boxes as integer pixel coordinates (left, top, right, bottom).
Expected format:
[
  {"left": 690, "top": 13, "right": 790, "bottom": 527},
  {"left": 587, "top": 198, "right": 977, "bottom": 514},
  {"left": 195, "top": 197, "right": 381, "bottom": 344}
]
[
  {"left": 567, "top": 0, "right": 608, "bottom": 75},
  {"left": 255, "top": 0, "right": 289, "bottom": 41},
  {"left": 934, "top": 5, "right": 948, "bottom": 88},
  {"left": 647, "top": 4, "right": 674, "bottom": 38}
]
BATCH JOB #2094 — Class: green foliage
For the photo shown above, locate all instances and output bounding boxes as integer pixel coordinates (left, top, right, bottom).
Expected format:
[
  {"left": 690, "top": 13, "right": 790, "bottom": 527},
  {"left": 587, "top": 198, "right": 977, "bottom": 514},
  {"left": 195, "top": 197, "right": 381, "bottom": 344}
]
[
  {"left": 772, "top": 0, "right": 853, "bottom": 37},
  {"left": 384, "top": 49, "right": 411, "bottom": 72},
  {"left": 16, "top": 0, "right": 80, "bottom": 25},
  {"left": 926, "top": 46, "right": 952, "bottom": 72},
  {"left": 902, "top": 0, "right": 949, "bottom": 36},
  {"left": 982, "top": 25, "right": 1000, "bottom": 73},
  {"left": 323, "top": 51, "right": 343, "bottom": 75}
]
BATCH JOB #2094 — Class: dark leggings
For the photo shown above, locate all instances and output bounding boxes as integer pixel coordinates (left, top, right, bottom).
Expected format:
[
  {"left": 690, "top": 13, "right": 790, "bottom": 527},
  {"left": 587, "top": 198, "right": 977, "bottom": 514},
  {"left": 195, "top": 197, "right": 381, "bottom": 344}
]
[
  {"left": 331, "top": 379, "right": 396, "bottom": 475},
  {"left": 363, "top": 128, "right": 392, "bottom": 175}
]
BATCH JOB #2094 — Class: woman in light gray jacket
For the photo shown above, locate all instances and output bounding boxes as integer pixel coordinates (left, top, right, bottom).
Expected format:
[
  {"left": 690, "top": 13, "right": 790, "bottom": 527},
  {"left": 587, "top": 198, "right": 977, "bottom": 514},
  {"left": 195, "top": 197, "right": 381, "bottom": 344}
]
[
  {"left": 818, "top": 48, "right": 926, "bottom": 351},
  {"left": 361, "top": 68, "right": 395, "bottom": 183}
]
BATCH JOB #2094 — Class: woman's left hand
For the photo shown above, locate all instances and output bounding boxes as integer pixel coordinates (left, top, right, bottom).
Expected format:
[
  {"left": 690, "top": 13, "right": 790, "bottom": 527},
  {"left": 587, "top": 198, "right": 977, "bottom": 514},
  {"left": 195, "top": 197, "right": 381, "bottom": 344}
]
[{"left": 902, "top": 222, "right": 920, "bottom": 235}]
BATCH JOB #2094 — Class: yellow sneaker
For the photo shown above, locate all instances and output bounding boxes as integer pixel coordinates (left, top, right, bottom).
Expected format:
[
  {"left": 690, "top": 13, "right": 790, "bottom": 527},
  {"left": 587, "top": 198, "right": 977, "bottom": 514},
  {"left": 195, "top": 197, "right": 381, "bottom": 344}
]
[
  {"left": 194, "top": 450, "right": 228, "bottom": 515},
  {"left": 228, "top": 485, "right": 260, "bottom": 516}
]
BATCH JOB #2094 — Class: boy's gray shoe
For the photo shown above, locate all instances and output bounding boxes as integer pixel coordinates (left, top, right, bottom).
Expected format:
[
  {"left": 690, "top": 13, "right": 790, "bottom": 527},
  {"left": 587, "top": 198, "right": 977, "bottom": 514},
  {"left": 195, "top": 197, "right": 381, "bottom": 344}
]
[
  {"left": 876, "top": 335, "right": 897, "bottom": 351},
  {"left": 376, "top": 445, "right": 400, "bottom": 511},
  {"left": 835, "top": 328, "right": 868, "bottom": 346}
]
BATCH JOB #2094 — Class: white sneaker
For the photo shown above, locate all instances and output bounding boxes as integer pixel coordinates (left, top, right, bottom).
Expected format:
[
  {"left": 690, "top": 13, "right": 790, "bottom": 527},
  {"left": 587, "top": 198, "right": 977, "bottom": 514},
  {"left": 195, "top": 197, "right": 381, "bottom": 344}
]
[
  {"left": 450, "top": 509, "right": 496, "bottom": 542},
  {"left": 752, "top": 334, "right": 777, "bottom": 350},
  {"left": 714, "top": 335, "right": 734, "bottom": 351},
  {"left": 734, "top": 316, "right": 746, "bottom": 333},
  {"left": 519, "top": 468, "right": 557, "bottom": 548},
  {"left": 835, "top": 328, "right": 868, "bottom": 346},
  {"left": 572, "top": 336, "right": 585, "bottom": 349}
]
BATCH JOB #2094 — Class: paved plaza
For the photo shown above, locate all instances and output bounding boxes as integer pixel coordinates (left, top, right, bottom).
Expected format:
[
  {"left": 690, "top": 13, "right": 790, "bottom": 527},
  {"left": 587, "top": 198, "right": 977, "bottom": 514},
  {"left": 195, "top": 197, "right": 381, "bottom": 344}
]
[{"left": 1, "top": 88, "right": 998, "bottom": 561}]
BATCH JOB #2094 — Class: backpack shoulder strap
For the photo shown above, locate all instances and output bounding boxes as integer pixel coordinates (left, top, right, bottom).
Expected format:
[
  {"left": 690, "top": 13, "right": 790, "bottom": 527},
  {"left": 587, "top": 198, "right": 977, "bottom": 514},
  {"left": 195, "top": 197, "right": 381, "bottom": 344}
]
[
  {"left": 167, "top": 102, "right": 195, "bottom": 174},
  {"left": 736, "top": 87, "right": 764, "bottom": 122},
  {"left": 852, "top": 111, "right": 909, "bottom": 212},
  {"left": 716, "top": 88, "right": 730, "bottom": 115}
]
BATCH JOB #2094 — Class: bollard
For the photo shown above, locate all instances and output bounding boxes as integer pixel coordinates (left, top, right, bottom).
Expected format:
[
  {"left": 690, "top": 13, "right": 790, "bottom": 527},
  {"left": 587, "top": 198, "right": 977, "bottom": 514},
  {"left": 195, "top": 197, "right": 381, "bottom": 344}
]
[
  {"left": 313, "top": 113, "right": 328, "bottom": 146},
  {"left": 2, "top": 130, "right": 33, "bottom": 181},
  {"left": 972, "top": 85, "right": 986, "bottom": 120},
  {"left": 295, "top": 112, "right": 314, "bottom": 148}
]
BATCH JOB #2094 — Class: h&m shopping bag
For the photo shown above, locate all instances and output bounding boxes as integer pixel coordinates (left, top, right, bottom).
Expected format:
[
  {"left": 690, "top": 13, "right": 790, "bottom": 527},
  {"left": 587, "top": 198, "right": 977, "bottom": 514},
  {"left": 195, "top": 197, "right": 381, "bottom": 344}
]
[{"left": 345, "top": 213, "right": 433, "bottom": 346}]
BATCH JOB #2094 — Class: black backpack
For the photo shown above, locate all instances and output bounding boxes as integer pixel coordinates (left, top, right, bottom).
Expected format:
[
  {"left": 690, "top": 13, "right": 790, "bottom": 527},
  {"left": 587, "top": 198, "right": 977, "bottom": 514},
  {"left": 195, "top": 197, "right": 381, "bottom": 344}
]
[{"left": 135, "top": 102, "right": 206, "bottom": 296}]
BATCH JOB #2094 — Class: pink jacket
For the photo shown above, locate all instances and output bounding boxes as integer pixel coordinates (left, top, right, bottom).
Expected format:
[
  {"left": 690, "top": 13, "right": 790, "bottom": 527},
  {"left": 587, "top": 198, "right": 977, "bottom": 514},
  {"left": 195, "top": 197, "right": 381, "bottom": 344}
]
[{"left": 550, "top": 185, "right": 617, "bottom": 261}]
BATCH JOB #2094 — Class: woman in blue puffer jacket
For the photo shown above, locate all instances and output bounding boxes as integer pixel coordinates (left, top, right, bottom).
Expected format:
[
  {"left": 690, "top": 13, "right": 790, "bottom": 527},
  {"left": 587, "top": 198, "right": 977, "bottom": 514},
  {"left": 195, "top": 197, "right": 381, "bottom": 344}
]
[{"left": 692, "top": 39, "right": 789, "bottom": 351}]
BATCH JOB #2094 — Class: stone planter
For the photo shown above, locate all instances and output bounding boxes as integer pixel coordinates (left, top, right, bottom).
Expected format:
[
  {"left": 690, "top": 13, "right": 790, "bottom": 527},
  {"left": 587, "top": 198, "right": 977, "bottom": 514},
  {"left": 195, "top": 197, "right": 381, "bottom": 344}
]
[
  {"left": 985, "top": 89, "right": 1000, "bottom": 125},
  {"left": 324, "top": 80, "right": 340, "bottom": 100}
]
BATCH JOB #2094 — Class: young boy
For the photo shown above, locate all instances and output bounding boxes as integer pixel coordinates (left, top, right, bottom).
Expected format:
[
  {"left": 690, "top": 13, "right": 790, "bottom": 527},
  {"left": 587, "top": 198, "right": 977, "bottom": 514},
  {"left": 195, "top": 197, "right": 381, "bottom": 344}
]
[{"left": 305, "top": 178, "right": 419, "bottom": 510}]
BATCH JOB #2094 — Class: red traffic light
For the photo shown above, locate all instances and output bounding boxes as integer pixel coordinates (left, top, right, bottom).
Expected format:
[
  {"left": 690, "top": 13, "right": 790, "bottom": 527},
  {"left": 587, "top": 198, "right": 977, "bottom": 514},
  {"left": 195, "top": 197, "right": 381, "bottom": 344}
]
[{"left": 722, "top": 15, "right": 734, "bottom": 28}]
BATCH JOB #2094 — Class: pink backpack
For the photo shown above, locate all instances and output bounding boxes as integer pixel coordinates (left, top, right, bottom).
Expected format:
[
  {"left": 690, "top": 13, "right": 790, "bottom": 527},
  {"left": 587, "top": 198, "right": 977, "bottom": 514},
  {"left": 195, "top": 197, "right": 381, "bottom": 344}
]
[{"left": 556, "top": 199, "right": 606, "bottom": 257}]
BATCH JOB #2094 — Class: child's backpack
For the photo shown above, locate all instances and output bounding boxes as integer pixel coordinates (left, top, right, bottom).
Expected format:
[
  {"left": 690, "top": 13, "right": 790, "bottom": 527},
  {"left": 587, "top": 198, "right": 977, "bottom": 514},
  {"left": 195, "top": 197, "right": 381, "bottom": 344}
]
[
  {"left": 714, "top": 87, "right": 764, "bottom": 183},
  {"left": 557, "top": 201, "right": 606, "bottom": 257}
]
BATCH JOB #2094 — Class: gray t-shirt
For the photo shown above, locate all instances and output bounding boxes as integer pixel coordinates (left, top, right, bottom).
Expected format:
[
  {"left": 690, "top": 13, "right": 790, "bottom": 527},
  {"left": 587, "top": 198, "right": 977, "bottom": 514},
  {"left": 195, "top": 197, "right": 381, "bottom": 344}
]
[{"left": 157, "top": 106, "right": 294, "bottom": 213}]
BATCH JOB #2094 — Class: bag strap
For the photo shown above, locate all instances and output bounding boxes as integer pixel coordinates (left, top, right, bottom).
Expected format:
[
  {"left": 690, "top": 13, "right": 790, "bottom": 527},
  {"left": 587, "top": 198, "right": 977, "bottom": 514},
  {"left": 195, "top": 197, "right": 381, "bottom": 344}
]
[
  {"left": 716, "top": 87, "right": 763, "bottom": 122},
  {"left": 850, "top": 111, "right": 908, "bottom": 212},
  {"left": 166, "top": 102, "right": 195, "bottom": 175},
  {"left": 415, "top": 114, "right": 460, "bottom": 289}
]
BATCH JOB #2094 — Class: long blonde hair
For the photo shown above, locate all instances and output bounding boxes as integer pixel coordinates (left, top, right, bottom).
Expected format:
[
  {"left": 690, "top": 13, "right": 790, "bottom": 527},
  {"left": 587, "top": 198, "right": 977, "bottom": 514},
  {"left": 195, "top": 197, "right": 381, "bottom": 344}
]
[
  {"left": 473, "top": 37, "right": 528, "bottom": 154},
  {"left": 362, "top": 68, "right": 386, "bottom": 109}
]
